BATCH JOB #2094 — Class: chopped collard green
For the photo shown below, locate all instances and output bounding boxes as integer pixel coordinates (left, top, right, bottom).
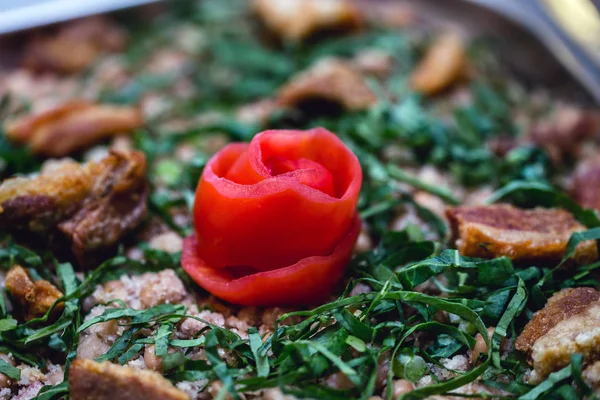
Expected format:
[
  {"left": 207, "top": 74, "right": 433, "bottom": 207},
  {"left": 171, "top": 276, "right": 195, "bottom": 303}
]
[{"left": 0, "top": 0, "right": 599, "bottom": 399}]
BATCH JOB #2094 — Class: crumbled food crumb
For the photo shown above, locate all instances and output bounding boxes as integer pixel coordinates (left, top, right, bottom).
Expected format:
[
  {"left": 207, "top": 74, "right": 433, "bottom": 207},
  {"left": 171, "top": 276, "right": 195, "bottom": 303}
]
[
  {"left": 88, "top": 269, "right": 191, "bottom": 311},
  {"left": 583, "top": 360, "right": 600, "bottom": 390},
  {"left": 179, "top": 309, "right": 226, "bottom": 338},
  {"left": 5, "top": 265, "right": 63, "bottom": 321},
  {"left": 252, "top": 0, "right": 362, "bottom": 42},
  {"left": 13, "top": 380, "right": 43, "bottom": 400},
  {"left": 140, "top": 269, "right": 187, "bottom": 309},
  {"left": 149, "top": 232, "right": 184, "bottom": 253},
  {"left": 4, "top": 101, "right": 144, "bottom": 157},
  {"left": 277, "top": 58, "right": 377, "bottom": 112},
  {"left": 77, "top": 305, "right": 121, "bottom": 360},
  {"left": 446, "top": 204, "right": 597, "bottom": 264},
  {"left": 442, "top": 355, "right": 470, "bottom": 372},
  {"left": 69, "top": 359, "right": 190, "bottom": 400}
]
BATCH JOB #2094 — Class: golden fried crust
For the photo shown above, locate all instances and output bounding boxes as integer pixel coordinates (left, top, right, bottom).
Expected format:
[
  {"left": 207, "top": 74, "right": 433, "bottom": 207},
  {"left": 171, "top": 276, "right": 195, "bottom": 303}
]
[
  {"left": 572, "top": 156, "right": 600, "bottom": 213},
  {"left": 278, "top": 58, "right": 376, "bottom": 112},
  {"left": 5, "top": 265, "right": 64, "bottom": 321},
  {"left": 5, "top": 101, "right": 144, "bottom": 157},
  {"left": 252, "top": 0, "right": 362, "bottom": 42},
  {"left": 515, "top": 287, "right": 600, "bottom": 356},
  {"left": 0, "top": 159, "right": 92, "bottom": 231},
  {"left": 59, "top": 151, "right": 148, "bottom": 259},
  {"left": 531, "top": 300, "right": 600, "bottom": 378},
  {"left": 410, "top": 32, "right": 468, "bottom": 96},
  {"left": 0, "top": 150, "right": 148, "bottom": 260},
  {"left": 23, "top": 16, "right": 127, "bottom": 74},
  {"left": 69, "top": 359, "right": 189, "bottom": 400},
  {"left": 446, "top": 204, "right": 598, "bottom": 265}
]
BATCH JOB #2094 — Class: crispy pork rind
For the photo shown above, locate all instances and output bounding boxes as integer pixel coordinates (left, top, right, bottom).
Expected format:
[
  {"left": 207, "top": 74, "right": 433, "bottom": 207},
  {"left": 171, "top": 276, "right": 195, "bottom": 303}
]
[
  {"left": 515, "top": 287, "right": 600, "bottom": 356},
  {"left": 68, "top": 359, "right": 189, "bottom": 400},
  {"left": 58, "top": 151, "right": 148, "bottom": 259},
  {"left": 5, "top": 101, "right": 144, "bottom": 157},
  {"left": 410, "top": 32, "right": 468, "bottom": 96},
  {"left": 0, "top": 159, "right": 91, "bottom": 232},
  {"left": 0, "top": 150, "right": 147, "bottom": 260},
  {"left": 572, "top": 155, "right": 600, "bottom": 213},
  {"left": 23, "top": 16, "right": 127, "bottom": 74},
  {"left": 278, "top": 58, "right": 377, "bottom": 112},
  {"left": 5, "top": 265, "right": 64, "bottom": 321},
  {"left": 530, "top": 300, "right": 600, "bottom": 379},
  {"left": 252, "top": 0, "right": 362, "bottom": 42},
  {"left": 446, "top": 204, "right": 597, "bottom": 264}
]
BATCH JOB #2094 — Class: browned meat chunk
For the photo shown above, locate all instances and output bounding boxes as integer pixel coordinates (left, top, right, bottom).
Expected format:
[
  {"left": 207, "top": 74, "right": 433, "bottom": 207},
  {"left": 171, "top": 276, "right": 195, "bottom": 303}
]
[
  {"left": 410, "top": 32, "right": 468, "bottom": 96},
  {"left": 572, "top": 155, "right": 600, "bottom": 213},
  {"left": 5, "top": 101, "right": 144, "bottom": 157},
  {"left": 531, "top": 300, "right": 600, "bottom": 379},
  {"left": 0, "top": 150, "right": 147, "bottom": 260},
  {"left": 0, "top": 159, "right": 92, "bottom": 232},
  {"left": 515, "top": 287, "right": 600, "bottom": 356},
  {"left": 446, "top": 204, "right": 597, "bottom": 264},
  {"left": 5, "top": 265, "right": 64, "bottom": 321},
  {"left": 58, "top": 151, "right": 147, "bottom": 259},
  {"left": 529, "top": 104, "right": 600, "bottom": 162},
  {"left": 23, "top": 16, "right": 127, "bottom": 74},
  {"left": 278, "top": 58, "right": 376, "bottom": 112},
  {"left": 68, "top": 359, "right": 189, "bottom": 400},
  {"left": 252, "top": 0, "right": 362, "bottom": 42}
]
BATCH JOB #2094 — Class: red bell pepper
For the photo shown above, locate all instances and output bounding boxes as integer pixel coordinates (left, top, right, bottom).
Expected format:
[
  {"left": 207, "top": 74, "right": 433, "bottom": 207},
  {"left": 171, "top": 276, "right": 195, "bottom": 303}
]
[{"left": 182, "top": 128, "right": 362, "bottom": 306}]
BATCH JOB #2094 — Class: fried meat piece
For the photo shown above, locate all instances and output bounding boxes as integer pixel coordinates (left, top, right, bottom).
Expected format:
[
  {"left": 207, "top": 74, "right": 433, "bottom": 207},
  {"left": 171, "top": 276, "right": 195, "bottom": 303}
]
[
  {"left": 58, "top": 151, "right": 148, "bottom": 259},
  {"left": 531, "top": 300, "right": 600, "bottom": 378},
  {"left": 252, "top": 0, "right": 362, "bottom": 42},
  {"left": 446, "top": 204, "right": 597, "bottom": 264},
  {"left": 515, "top": 287, "right": 600, "bottom": 356},
  {"left": 572, "top": 155, "right": 600, "bottom": 213},
  {"left": 68, "top": 359, "right": 189, "bottom": 400},
  {"left": 278, "top": 58, "right": 376, "bottom": 112},
  {"left": 5, "top": 265, "right": 64, "bottom": 321},
  {"left": 0, "top": 158, "right": 92, "bottom": 232},
  {"left": 23, "top": 16, "right": 127, "bottom": 74},
  {"left": 410, "top": 32, "right": 468, "bottom": 96},
  {"left": 5, "top": 101, "right": 144, "bottom": 157},
  {"left": 0, "top": 150, "right": 147, "bottom": 259}
]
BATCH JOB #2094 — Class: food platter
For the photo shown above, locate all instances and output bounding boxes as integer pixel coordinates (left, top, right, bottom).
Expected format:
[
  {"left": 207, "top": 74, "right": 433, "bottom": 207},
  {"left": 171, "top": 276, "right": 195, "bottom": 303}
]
[{"left": 1, "top": 1, "right": 600, "bottom": 399}]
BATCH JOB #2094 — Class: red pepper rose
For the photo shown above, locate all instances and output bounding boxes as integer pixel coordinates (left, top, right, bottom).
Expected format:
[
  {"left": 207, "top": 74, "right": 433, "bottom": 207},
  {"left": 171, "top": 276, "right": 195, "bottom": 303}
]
[{"left": 182, "top": 128, "right": 362, "bottom": 306}]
